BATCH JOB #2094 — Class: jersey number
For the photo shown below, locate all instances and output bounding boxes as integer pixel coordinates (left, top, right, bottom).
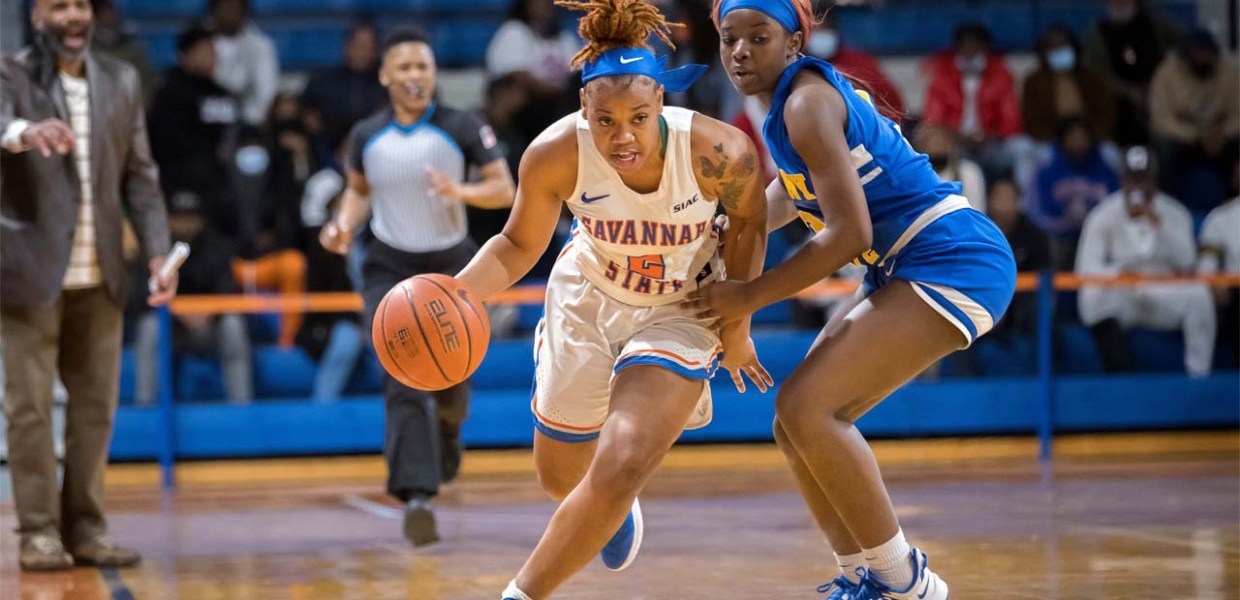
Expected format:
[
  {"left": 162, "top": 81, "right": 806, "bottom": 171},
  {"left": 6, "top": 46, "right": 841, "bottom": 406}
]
[{"left": 628, "top": 254, "right": 666, "bottom": 279}]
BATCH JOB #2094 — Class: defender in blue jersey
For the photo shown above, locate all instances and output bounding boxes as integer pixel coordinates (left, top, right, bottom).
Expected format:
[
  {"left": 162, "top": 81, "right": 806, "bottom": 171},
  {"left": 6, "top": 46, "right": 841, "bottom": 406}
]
[{"left": 697, "top": 1, "right": 1016, "bottom": 599}]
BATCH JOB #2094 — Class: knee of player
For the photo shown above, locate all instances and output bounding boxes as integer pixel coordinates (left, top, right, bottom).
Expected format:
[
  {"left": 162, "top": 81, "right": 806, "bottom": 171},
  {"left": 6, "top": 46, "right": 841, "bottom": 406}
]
[
  {"left": 589, "top": 445, "right": 660, "bottom": 495},
  {"left": 775, "top": 383, "right": 856, "bottom": 431}
]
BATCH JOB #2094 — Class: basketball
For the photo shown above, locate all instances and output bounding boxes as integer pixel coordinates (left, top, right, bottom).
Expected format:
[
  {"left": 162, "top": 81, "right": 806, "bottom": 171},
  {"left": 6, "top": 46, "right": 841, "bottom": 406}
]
[{"left": 372, "top": 274, "right": 490, "bottom": 391}]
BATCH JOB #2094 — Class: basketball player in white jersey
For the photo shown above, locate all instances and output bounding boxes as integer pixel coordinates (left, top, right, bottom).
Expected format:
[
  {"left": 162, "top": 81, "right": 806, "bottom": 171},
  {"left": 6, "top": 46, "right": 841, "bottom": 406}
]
[{"left": 455, "top": 1, "right": 770, "bottom": 598}]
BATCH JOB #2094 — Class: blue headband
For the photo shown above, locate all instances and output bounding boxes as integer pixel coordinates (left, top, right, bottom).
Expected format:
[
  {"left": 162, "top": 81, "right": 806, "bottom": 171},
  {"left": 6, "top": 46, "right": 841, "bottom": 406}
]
[
  {"left": 581, "top": 48, "right": 708, "bottom": 93},
  {"left": 718, "top": 0, "right": 799, "bottom": 34}
]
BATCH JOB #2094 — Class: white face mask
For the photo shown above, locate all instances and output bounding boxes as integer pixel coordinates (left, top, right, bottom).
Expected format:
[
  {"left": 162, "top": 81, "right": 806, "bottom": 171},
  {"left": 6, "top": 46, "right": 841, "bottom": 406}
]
[
  {"left": 1047, "top": 47, "right": 1076, "bottom": 72},
  {"left": 956, "top": 53, "right": 987, "bottom": 74},
  {"left": 807, "top": 30, "right": 840, "bottom": 59}
]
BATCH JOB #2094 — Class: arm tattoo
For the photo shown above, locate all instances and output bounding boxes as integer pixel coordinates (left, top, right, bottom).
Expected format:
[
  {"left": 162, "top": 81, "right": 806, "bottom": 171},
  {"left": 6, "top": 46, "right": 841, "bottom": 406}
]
[{"left": 699, "top": 142, "right": 756, "bottom": 212}]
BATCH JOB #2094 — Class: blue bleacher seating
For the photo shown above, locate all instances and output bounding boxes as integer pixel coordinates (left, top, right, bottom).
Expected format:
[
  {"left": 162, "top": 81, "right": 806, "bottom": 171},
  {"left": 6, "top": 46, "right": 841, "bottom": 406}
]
[
  {"left": 1054, "top": 323, "right": 1104, "bottom": 375},
  {"left": 120, "top": 0, "right": 1195, "bottom": 72},
  {"left": 1129, "top": 327, "right": 1186, "bottom": 374}
]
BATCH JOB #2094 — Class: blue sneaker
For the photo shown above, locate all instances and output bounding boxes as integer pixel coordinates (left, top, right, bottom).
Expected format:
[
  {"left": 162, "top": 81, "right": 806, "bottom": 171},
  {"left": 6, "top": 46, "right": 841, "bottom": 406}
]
[
  {"left": 860, "top": 548, "right": 949, "bottom": 600},
  {"left": 817, "top": 568, "right": 867, "bottom": 599},
  {"left": 600, "top": 498, "right": 643, "bottom": 571}
]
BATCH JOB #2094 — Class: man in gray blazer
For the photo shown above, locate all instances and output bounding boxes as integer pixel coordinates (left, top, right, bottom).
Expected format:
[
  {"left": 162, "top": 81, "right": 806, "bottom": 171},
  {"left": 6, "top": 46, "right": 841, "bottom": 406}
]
[{"left": 1, "top": 0, "right": 178, "bottom": 571}]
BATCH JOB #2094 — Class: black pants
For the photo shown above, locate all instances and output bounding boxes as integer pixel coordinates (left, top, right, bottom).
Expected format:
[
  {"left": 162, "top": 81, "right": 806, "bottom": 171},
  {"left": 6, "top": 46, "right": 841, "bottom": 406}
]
[{"left": 362, "top": 237, "right": 477, "bottom": 501}]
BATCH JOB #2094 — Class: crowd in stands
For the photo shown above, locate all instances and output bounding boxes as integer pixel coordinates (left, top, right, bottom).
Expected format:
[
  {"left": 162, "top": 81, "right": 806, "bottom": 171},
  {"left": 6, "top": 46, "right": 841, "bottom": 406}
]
[{"left": 77, "top": 0, "right": 1236, "bottom": 404}]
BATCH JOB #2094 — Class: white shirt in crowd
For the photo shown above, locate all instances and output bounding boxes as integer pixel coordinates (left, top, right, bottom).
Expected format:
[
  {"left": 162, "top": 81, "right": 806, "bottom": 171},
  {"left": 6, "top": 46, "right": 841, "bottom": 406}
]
[
  {"left": 213, "top": 21, "right": 280, "bottom": 125},
  {"left": 485, "top": 20, "right": 580, "bottom": 87},
  {"left": 1076, "top": 189, "right": 1215, "bottom": 376},
  {"left": 1198, "top": 198, "right": 1240, "bottom": 275},
  {"left": 1075, "top": 190, "right": 1197, "bottom": 278}
]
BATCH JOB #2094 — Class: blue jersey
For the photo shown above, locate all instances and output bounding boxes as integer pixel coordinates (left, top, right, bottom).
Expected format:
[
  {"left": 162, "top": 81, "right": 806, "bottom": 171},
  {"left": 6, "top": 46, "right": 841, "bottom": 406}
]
[{"left": 764, "top": 56, "right": 961, "bottom": 265}]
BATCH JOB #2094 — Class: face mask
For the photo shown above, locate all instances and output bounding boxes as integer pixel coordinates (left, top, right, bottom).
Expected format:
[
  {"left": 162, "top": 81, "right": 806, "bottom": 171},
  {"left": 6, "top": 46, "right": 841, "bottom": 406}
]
[
  {"left": 807, "top": 31, "right": 840, "bottom": 59},
  {"left": 1047, "top": 47, "right": 1076, "bottom": 72},
  {"left": 955, "top": 53, "right": 987, "bottom": 75},
  {"left": 1107, "top": 4, "right": 1137, "bottom": 23}
]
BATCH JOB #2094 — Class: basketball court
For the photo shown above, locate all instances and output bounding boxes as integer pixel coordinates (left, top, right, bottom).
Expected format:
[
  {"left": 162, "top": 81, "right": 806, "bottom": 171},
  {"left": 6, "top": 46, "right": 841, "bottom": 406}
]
[{"left": 2, "top": 431, "right": 1236, "bottom": 599}]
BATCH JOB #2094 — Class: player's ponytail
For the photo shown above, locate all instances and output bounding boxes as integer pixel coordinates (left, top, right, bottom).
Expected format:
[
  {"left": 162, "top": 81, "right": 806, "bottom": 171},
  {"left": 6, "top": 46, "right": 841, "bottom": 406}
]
[{"left": 556, "top": 0, "right": 682, "bottom": 69}]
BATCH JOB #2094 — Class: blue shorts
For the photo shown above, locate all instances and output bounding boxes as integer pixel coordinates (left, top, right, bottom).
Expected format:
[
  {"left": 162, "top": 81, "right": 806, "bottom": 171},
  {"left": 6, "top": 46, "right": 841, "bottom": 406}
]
[{"left": 863, "top": 208, "right": 1017, "bottom": 346}]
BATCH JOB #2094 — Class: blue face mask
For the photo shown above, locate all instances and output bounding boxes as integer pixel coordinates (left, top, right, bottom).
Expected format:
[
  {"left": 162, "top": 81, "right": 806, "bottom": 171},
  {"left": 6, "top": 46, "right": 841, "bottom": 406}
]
[{"left": 1047, "top": 47, "right": 1076, "bottom": 72}]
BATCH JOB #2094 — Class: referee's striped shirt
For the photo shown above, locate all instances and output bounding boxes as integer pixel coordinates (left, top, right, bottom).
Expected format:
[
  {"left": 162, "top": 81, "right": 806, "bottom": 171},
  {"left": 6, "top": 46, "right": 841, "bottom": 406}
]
[{"left": 347, "top": 102, "right": 504, "bottom": 253}]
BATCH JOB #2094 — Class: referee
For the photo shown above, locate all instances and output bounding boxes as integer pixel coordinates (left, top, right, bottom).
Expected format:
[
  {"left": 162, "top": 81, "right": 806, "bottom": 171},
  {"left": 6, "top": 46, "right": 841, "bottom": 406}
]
[{"left": 321, "top": 28, "right": 515, "bottom": 546}]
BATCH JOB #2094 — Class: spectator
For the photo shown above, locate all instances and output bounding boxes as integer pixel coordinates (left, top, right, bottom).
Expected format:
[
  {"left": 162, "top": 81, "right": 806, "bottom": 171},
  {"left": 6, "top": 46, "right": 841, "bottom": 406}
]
[
  {"left": 1083, "top": 0, "right": 1179, "bottom": 147},
  {"left": 914, "top": 124, "right": 986, "bottom": 212},
  {"left": 922, "top": 23, "right": 1022, "bottom": 175},
  {"left": 204, "top": 0, "right": 279, "bottom": 126},
  {"left": 147, "top": 25, "right": 242, "bottom": 242},
  {"left": 1149, "top": 30, "right": 1239, "bottom": 204},
  {"left": 485, "top": 0, "right": 580, "bottom": 140},
  {"left": 135, "top": 194, "right": 253, "bottom": 405},
  {"left": 804, "top": 4, "right": 904, "bottom": 118},
  {"left": 232, "top": 93, "right": 312, "bottom": 348},
  {"left": 1076, "top": 147, "right": 1214, "bottom": 376},
  {"left": 1198, "top": 163, "right": 1239, "bottom": 368},
  {"left": 319, "top": 29, "right": 515, "bottom": 546},
  {"left": 297, "top": 142, "right": 363, "bottom": 401},
  {"left": 987, "top": 178, "right": 1052, "bottom": 336},
  {"left": 471, "top": 74, "right": 528, "bottom": 244},
  {"left": 1, "top": 0, "right": 176, "bottom": 570},
  {"left": 89, "top": 0, "right": 154, "bottom": 105},
  {"left": 1029, "top": 117, "right": 1120, "bottom": 269},
  {"left": 301, "top": 22, "right": 388, "bottom": 162},
  {"left": 1023, "top": 23, "right": 1114, "bottom": 145}
]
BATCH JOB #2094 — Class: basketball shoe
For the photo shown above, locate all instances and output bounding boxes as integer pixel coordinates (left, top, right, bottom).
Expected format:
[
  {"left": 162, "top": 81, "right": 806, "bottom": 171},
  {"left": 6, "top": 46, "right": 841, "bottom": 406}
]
[
  {"left": 817, "top": 567, "right": 867, "bottom": 599},
  {"left": 600, "top": 498, "right": 643, "bottom": 571},
  {"left": 862, "top": 548, "right": 948, "bottom": 599}
]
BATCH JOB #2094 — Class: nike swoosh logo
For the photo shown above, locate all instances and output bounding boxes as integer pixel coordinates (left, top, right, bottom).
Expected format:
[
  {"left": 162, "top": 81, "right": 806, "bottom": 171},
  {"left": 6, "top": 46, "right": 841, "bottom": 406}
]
[
  {"left": 581, "top": 192, "right": 610, "bottom": 204},
  {"left": 619, "top": 56, "right": 644, "bottom": 64}
]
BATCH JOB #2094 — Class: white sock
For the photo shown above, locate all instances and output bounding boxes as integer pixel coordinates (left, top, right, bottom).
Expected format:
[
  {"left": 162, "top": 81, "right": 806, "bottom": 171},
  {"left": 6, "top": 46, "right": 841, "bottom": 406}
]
[
  {"left": 501, "top": 580, "right": 533, "bottom": 600},
  {"left": 835, "top": 551, "right": 866, "bottom": 584},
  {"left": 864, "top": 529, "right": 914, "bottom": 591}
]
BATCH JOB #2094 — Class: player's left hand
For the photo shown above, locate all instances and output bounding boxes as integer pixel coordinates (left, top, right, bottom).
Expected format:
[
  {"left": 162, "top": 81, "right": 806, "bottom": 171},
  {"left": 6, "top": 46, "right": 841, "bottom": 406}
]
[
  {"left": 427, "top": 167, "right": 463, "bottom": 200},
  {"left": 686, "top": 279, "right": 757, "bottom": 323},
  {"left": 147, "top": 255, "right": 180, "bottom": 307},
  {"left": 718, "top": 326, "right": 772, "bottom": 393}
]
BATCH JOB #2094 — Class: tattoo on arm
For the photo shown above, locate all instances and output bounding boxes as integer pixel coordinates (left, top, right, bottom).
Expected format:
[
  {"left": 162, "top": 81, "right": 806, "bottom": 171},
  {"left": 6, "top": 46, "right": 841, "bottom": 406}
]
[{"left": 702, "top": 142, "right": 757, "bottom": 212}]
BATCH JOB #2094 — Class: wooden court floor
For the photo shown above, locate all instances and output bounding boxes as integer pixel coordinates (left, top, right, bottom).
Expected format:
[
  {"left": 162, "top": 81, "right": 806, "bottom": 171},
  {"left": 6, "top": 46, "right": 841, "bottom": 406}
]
[{"left": 1, "top": 432, "right": 1237, "bottom": 600}]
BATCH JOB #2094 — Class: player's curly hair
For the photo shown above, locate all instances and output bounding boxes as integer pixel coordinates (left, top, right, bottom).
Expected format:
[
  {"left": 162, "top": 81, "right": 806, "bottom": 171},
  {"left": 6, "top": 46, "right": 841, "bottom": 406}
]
[{"left": 555, "top": 0, "right": 682, "bottom": 69}]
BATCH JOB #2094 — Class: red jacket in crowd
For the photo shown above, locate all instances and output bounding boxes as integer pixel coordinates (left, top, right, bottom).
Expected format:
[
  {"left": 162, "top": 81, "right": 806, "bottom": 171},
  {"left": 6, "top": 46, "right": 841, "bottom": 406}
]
[{"left": 922, "top": 50, "right": 1022, "bottom": 139}]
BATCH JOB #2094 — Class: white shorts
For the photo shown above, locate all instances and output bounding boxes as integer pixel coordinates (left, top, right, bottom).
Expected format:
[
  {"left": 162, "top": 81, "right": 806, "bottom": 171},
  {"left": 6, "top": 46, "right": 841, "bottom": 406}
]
[{"left": 531, "top": 256, "right": 722, "bottom": 443}]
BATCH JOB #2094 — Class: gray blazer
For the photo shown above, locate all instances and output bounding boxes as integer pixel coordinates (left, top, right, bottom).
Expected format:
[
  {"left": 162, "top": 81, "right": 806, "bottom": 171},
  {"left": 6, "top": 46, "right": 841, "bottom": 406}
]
[{"left": 1, "top": 45, "right": 170, "bottom": 309}]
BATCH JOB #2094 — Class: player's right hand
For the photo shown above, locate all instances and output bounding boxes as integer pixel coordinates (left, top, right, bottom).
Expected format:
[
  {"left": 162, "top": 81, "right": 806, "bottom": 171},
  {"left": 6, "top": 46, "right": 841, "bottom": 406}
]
[
  {"left": 319, "top": 220, "right": 352, "bottom": 255},
  {"left": 718, "top": 327, "right": 773, "bottom": 394},
  {"left": 21, "top": 119, "right": 76, "bottom": 157}
]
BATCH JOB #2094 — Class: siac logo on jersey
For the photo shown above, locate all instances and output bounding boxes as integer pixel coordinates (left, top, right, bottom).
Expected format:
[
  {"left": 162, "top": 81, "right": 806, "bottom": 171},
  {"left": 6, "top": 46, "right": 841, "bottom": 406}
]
[{"left": 672, "top": 194, "right": 701, "bottom": 214}]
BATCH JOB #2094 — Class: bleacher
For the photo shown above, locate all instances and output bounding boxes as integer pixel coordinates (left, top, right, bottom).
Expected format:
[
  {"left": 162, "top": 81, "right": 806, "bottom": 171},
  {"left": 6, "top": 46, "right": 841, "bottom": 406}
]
[{"left": 118, "top": 0, "right": 1200, "bottom": 69}]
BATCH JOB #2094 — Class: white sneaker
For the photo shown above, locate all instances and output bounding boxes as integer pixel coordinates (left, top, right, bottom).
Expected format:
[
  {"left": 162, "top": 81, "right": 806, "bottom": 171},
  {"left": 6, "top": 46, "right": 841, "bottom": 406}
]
[{"left": 864, "top": 548, "right": 948, "bottom": 599}]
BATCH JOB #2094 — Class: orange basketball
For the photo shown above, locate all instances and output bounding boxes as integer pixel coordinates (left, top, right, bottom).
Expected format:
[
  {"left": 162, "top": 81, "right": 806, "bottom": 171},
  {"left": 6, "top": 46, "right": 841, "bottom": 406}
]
[{"left": 372, "top": 274, "right": 490, "bottom": 391}]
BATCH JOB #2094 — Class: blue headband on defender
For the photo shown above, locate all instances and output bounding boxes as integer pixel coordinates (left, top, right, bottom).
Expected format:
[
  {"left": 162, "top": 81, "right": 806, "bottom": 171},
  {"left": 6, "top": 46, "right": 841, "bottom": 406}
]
[
  {"left": 581, "top": 47, "right": 708, "bottom": 93},
  {"left": 718, "top": 0, "right": 799, "bottom": 34}
]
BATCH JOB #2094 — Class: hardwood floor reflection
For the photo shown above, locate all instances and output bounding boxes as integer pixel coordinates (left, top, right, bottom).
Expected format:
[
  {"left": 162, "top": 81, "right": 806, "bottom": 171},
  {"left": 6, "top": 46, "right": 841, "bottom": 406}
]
[{"left": 2, "top": 433, "right": 1237, "bottom": 599}]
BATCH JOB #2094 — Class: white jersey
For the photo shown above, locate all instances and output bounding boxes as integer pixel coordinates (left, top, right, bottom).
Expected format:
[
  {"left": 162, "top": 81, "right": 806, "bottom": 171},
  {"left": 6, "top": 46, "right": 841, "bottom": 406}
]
[{"left": 564, "top": 106, "right": 722, "bottom": 307}]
